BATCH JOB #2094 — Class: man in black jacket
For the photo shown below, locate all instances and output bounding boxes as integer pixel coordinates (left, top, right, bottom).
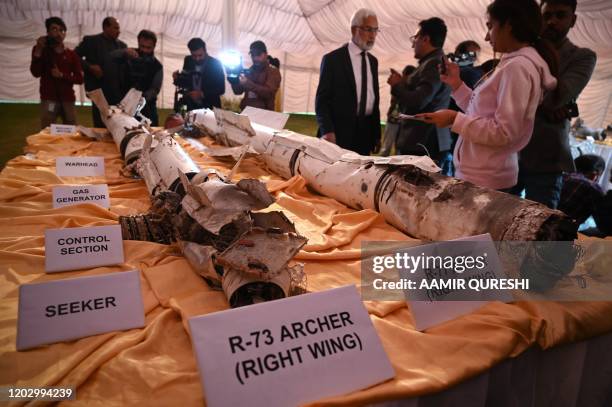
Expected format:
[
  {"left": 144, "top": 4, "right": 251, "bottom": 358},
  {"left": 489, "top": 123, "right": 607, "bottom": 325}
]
[
  {"left": 173, "top": 38, "right": 225, "bottom": 111},
  {"left": 75, "top": 17, "right": 127, "bottom": 127},
  {"left": 315, "top": 8, "right": 381, "bottom": 156},
  {"left": 388, "top": 17, "right": 451, "bottom": 172},
  {"left": 111, "top": 30, "right": 163, "bottom": 125}
]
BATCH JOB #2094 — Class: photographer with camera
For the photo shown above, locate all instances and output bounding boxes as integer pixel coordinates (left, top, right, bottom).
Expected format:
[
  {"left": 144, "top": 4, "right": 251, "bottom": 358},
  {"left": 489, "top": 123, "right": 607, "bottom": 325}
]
[
  {"left": 173, "top": 38, "right": 225, "bottom": 111},
  {"left": 111, "top": 30, "right": 163, "bottom": 125},
  {"left": 30, "top": 17, "right": 83, "bottom": 129},
  {"left": 230, "top": 41, "right": 281, "bottom": 111},
  {"left": 512, "top": 0, "right": 597, "bottom": 209}
]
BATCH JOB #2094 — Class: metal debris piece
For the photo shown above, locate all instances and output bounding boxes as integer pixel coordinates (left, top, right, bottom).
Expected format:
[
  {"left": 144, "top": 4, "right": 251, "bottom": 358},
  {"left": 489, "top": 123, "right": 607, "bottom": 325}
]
[{"left": 217, "top": 228, "right": 307, "bottom": 279}]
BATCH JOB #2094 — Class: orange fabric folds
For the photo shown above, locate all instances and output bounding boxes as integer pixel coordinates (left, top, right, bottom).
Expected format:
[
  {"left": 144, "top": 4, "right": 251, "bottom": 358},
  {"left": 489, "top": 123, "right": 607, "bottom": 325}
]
[{"left": 1, "top": 130, "right": 611, "bottom": 406}]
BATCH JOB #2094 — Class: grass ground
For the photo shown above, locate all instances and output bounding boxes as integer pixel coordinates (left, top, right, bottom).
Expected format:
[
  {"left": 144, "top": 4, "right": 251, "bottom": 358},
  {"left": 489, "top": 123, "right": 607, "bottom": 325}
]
[{"left": 0, "top": 103, "right": 320, "bottom": 169}]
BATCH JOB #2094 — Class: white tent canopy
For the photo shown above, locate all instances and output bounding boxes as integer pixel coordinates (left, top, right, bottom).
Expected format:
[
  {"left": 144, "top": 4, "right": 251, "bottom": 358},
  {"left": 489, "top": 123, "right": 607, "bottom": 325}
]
[{"left": 0, "top": 0, "right": 610, "bottom": 127}]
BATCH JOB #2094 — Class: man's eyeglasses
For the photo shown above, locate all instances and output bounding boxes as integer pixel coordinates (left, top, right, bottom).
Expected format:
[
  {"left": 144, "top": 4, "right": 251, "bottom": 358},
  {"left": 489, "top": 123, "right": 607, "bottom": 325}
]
[
  {"left": 358, "top": 26, "right": 380, "bottom": 34},
  {"left": 409, "top": 34, "right": 419, "bottom": 43}
]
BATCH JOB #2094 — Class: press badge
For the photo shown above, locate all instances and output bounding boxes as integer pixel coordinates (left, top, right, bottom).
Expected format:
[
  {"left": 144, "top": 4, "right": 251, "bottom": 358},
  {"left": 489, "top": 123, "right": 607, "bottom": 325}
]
[
  {"left": 247, "top": 91, "right": 257, "bottom": 99},
  {"left": 48, "top": 102, "right": 56, "bottom": 112}
]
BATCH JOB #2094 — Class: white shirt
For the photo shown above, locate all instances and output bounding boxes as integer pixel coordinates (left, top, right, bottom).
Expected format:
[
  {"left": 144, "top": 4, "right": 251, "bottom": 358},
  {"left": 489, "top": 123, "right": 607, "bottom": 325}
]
[{"left": 348, "top": 41, "right": 375, "bottom": 116}]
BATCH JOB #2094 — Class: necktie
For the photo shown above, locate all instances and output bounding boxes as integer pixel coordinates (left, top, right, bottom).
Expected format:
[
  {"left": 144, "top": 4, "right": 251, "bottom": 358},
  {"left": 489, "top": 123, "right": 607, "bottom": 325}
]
[{"left": 359, "top": 51, "right": 367, "bottom": 117}]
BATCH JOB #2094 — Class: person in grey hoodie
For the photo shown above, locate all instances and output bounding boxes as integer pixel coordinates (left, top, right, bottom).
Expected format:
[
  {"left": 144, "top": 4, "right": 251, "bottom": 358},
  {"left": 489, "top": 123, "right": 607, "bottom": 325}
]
[{"left": 416, "top": 0, "right": 558, "bottom": 191}]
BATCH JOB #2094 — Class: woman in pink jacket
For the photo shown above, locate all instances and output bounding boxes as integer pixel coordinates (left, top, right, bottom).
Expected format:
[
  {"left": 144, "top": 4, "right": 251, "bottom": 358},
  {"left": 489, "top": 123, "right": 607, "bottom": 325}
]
[{"left": 418, "top": 0, "right": 558, "bottom": 191}]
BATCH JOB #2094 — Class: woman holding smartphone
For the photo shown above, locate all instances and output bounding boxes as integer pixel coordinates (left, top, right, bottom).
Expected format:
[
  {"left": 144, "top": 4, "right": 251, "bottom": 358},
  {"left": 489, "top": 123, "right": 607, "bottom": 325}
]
[{"left": 416, "top": 0, "right": 558, "bottom": 191}]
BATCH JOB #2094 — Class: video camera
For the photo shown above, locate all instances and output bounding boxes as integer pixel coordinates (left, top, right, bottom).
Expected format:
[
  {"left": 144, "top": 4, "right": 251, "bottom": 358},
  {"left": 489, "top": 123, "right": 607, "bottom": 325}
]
[
  {"left": 46, "top": 35, "right": 58, "bottom": 47},
  {"left": 172, "top": 64, "right": 207, "bottom": 112},
  {"left": 127, "top": 53, "right": 156, "bottom": 90},
  {"left": 447, "top": 51, "right": 477, "bottom": 67},
  {"left": 220, "top": 50, "right": 250, "bottom": 84},
  {"left": 173, "top": 69, "right": 201, "bottom": 92}
]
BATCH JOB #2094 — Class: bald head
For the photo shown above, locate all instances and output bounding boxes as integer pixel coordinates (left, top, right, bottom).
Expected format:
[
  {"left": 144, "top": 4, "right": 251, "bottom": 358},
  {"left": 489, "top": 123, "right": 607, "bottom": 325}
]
[{"left": 102, "top": 17, "right": 120, "bottom": 40}]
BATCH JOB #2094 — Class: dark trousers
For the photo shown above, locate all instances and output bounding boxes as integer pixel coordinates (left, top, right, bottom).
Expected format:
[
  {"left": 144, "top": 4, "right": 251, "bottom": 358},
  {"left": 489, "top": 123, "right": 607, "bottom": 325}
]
[
  {"left": 141, "top": 103, "right": 159, "bottom": 126},
  {"left": 91, "top": 104, "right": 105, "bottom": 128},
  {"left": 509, "top": 170, "right": 563, "bottom": 209},
  {"left": 337, "top": 115, "right": 380, "bottom": 156}
]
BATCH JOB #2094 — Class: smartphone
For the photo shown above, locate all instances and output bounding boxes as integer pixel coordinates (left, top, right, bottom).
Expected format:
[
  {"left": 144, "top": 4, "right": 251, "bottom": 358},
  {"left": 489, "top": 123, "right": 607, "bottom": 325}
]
[
  {"left": 398, "top": 113, "right": 427, "bottom": 122},
  {"left": 439, "top": 56, "right": 447, "bottom": 75}
]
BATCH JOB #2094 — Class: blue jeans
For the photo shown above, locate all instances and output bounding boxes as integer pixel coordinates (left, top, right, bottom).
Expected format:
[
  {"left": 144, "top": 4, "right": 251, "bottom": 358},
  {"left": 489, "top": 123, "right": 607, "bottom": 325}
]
[
  {"left": 510, "top": 171, "right": 563, "bottom": 209},
  {"left": 437, "top": 151, "right": 453, "bottom": 177}
]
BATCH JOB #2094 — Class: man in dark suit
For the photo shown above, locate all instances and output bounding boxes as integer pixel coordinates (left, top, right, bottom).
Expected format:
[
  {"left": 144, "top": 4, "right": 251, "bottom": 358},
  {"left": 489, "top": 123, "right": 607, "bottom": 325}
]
[
  {"left": 315, "top": 9, "right": 381, "bottom": 156},
  {"left": 388, "top": 17, "right": 452, "bottom": 173},
  {"left": 173, "top": 38, "right": 225, "bottom": 111},
  {"left": 75, "top": 17, "right": 127, "bottom": 127}
]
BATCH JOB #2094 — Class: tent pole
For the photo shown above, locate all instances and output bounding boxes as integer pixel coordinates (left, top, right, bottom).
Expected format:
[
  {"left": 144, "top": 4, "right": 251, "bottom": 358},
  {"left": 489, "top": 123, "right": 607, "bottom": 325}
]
[{"left": 222, "top": 0, "right": 237, "bottom": 49}]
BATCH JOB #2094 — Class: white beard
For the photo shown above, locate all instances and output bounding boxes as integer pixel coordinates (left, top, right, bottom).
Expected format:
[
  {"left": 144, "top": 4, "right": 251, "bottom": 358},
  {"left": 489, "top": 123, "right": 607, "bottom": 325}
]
[{"left": 352, "top": 37, "right": 374, "bottom": 51}]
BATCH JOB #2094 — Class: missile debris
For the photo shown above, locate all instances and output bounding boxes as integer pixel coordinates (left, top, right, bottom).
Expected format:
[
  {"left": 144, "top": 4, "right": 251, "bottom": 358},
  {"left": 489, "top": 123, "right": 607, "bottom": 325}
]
[
  {"left": 190, "top": 108, "right": 577, "bottom": 243},
  {"left": 88, "top": 89, "right": 308, "bottom": 307}
]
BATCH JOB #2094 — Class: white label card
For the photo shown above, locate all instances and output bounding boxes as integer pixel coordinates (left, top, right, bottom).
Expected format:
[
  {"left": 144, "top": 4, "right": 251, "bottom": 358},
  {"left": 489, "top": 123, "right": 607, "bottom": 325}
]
[
  {"left": 17, "top": 270, "right": 145, "bottom": 351},
  {"left": 52, "top": 184, "right": 110, "bottom": 209},
  {"left": 189, "top": 285, "right": 395, "bottom": 407},
  {"left": 44, "top": 225, "right": 124, "bottom": 273},
  {"left": 56, "top": 156, "right": 105, "bottom": 177},
  {"left": 404, "top": 233, "right": 512, "bottom": 330},
  {"left": 50, "top": 123, "right": 77, "bottom": 135}
]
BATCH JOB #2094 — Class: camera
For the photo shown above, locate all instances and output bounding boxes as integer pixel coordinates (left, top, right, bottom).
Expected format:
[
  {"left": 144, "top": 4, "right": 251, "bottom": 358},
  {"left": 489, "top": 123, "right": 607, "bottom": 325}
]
[
  {"left": 219, "top": 50, "right": 250, "bottom": 84},
  {"left": 173, "top": 69, "right": 199, "bottom": 90},
  {"left": 225, "top": 66, "right": 250, "bottom": 85},
  {"left": 447, "top": 51, "right": 477, "bottom": 67},
  {"left": 566, "top": 100, "right": 579, "bottom": 119},
  {"left": 46, "top": 35, "right": 58, "bottom": 47},
  {"left": 127, "top": 53, "right": 155, "bottom": 90},
  {"left": 172, "top": 67, "right": 204, "bottom": 112}
]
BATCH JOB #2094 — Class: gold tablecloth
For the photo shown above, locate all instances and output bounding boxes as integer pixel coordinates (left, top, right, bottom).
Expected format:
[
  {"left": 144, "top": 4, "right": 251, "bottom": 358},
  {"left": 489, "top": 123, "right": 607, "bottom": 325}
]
[{"left": 1, "top": 130, "right": 611, "bottom": 406}]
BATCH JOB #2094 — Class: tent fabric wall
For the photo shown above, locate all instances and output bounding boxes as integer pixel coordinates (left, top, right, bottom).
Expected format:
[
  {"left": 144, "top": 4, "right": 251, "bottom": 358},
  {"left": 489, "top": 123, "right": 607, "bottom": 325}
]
[{"left": 0, "top": 0, "right": 610, "bottom": 127}]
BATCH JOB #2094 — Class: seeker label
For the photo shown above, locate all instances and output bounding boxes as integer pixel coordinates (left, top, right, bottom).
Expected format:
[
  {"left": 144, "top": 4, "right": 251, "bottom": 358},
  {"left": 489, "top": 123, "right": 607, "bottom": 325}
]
[
  {"left": 44, "top": 225, "right": 124, "bottom": 273},
  {"left": 189, "top": 285, "right": 395, "bottom": 407},
  {"left": 17, "top": 270, "right": 144, "bottom": 351},
  {"left": 56, "top": 156, "right": 105, "bottom": 177},
  {"left": 52, "top": 184, "right": 110, "bottom": 209}
]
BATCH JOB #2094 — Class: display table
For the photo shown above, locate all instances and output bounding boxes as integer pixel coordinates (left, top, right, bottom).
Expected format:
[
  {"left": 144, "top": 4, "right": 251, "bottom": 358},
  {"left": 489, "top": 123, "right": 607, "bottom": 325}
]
[{"left": 1, "top": 129, "right": 612, "bottom": 405}]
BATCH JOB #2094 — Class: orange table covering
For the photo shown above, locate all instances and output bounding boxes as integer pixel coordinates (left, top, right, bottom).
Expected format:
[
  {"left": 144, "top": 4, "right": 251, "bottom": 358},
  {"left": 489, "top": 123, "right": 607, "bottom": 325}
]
[{"left": 1, "top": 130, "right": 611, "bottom": 406}]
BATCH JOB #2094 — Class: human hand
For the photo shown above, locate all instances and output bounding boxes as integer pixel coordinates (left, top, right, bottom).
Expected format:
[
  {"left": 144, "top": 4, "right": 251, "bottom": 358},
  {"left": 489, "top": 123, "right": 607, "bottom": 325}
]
[
  {"left": 33, "top": 36, "right": 47, "bottom": 57},
  {"left": 35, "top": 36, "right": 47, "bottom": 50},
  {"left": 125, "top": 48, "right": 139, "bottom": 59},
  {"left": 439, "top": 58, "right": 462, "bottom": 91},
  {"left": 172, "top": 70, "right": 179, "bottom": 80},
  {"left": 89, "top": 64, "right": 103, "bottom": 78},
  {"left": 322, "top": 132, "right": 336, "bottom": 144},
  {"left": 51, "top": 65, "right": 63, "bottom": 79},
  {"left": 414, "top": 109, "right": 458, "bottom": 128},
  {"left": 239, "top": 73, "right": 247, "bottom": 86}
]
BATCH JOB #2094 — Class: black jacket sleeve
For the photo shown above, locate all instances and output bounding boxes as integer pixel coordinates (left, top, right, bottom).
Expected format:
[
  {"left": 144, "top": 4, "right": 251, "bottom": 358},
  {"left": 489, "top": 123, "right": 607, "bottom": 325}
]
[
  {"left": 315, "top": 54, "right": 335, "bottom": 135},
  {"left": 205, "top": 58, "right": 225, "bottom": 97}
]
